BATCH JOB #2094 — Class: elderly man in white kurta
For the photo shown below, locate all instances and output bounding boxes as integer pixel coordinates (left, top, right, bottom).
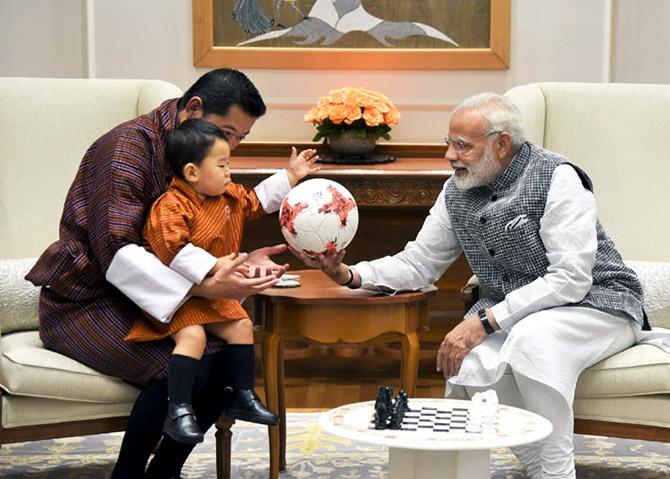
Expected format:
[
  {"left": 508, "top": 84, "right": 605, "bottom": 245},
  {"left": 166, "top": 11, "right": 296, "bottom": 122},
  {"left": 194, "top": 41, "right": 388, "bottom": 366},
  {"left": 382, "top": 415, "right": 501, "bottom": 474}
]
[{"left": 295, "top": 93, "right": 649, "bottom": 479}]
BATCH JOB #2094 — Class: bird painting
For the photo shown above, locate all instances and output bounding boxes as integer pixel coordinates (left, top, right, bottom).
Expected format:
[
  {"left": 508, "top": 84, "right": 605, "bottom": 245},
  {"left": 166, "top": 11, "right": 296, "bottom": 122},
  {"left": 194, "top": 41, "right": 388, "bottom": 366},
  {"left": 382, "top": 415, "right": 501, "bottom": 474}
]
[
  {"left": 236, "top": 0, "right": 459, "bottom": 47},
  {"left": 233, "top": 0, "right": 307, "bottom": 34},
  {"left": 232, "top": 0, "right": 274, "bottom": 34}
]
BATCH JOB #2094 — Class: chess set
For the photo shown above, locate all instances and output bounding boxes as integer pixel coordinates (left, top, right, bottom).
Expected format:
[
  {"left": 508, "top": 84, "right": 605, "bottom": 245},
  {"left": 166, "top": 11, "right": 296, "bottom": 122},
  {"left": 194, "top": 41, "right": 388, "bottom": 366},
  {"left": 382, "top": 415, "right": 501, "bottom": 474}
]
[{"left": 370, "top": 385, "right": 499, "bottom": 434}]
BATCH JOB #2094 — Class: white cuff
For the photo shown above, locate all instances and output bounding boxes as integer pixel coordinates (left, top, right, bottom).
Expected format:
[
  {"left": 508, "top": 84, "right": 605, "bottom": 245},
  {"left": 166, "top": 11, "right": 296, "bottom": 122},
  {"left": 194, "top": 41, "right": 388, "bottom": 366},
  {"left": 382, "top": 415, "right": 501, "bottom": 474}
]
[
  {"left": 490, "top": 302, "right": 514, "bottom": 330},
  {"left": 169, "top": 243, "right": 217, "bottom": 284},
  {"left": 105, "top": 244, "right": 192, "bottom": 323},
  {"left": 254, "top": 169, "right": 291, "bottom": 213}
]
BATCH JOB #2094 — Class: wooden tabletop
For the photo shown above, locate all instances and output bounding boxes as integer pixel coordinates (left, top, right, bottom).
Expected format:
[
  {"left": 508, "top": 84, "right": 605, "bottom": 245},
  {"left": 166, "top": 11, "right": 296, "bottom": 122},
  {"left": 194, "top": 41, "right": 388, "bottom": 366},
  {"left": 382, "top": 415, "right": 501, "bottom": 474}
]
[{"left": 257, "top": 269, "right": 437, "bottom": 305}]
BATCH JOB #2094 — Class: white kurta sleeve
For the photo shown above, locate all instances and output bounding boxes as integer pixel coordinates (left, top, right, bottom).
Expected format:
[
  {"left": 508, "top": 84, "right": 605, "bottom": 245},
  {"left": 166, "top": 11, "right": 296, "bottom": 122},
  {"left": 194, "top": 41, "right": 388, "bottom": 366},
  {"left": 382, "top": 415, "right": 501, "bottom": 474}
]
[
  {"left": 490, "top": 165, "right": 598, "bottom": 330},
  {"left": 105, "top": 243, "right": 192, "bottom": 323},
  {"left": 354, "top": 186, "right": 463, "bottom": 292},
  {"left": 254, "top": 169, "right": 291, "bottom": 213},
  {"left": 168, "top": 243, "right": 217, "bottom": 285}
]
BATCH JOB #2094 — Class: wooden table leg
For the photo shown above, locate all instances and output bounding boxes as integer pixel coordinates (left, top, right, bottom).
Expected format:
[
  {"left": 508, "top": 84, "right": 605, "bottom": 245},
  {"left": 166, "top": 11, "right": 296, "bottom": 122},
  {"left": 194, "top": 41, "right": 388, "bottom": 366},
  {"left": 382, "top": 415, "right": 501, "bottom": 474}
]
[
  {"left": 278, "top": 341, "right": 287, "bottom": 471},
  {"left": 262, "top": 332, "right": 282, "bottom": 479},
  {"left": 400, "top": 331, "right": 420, "bottom": 397}
]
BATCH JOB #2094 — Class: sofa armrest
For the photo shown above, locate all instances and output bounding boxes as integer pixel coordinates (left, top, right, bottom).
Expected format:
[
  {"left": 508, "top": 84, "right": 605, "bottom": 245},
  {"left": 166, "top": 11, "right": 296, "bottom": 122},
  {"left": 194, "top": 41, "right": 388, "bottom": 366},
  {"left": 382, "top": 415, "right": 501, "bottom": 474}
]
[
  {"left": 626, "top": 261, "right": 670, "bottom": 329},
  {"left": 459, "top": 275, "right": 480, "bottom": 314},
  {"left": 0, "top": 258, "right": 40, "bottom": 337}
]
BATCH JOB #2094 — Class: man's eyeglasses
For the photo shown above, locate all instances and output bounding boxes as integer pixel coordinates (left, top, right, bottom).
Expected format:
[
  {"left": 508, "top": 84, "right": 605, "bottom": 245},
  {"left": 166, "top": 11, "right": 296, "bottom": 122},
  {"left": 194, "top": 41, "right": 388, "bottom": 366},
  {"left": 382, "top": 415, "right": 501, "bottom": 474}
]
[{"left": 444, "top": 131, "right": 502, "bottom": 153}]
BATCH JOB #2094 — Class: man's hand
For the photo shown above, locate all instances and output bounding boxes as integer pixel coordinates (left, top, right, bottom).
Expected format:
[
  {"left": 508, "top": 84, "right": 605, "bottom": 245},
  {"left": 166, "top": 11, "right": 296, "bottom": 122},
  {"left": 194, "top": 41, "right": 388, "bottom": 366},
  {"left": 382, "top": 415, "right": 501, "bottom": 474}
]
[
  {"left": 244, "top": 244, "right": 289, "bottom": 278},
  {"left": 285, "top": 147, "right": 320, "bottom": 187},
  {"left": 436, "top": 314, "right": 488, "bottom": 379},
  {"left": 191, "top": 253, "right": 278, "bottom": 300},
  {"left": 287, "top": 245, "right": 350, "bottom": 284}
]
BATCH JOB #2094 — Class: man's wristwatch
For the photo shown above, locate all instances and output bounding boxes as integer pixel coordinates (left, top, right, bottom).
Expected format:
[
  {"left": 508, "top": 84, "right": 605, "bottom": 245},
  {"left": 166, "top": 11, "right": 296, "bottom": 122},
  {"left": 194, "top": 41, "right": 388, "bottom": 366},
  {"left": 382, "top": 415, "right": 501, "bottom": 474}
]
[
  {"left": 341, "top": 267, "right": 355, "bottom": 287},
  {"left": 478, "top": 308, "right": 495, "bottom": 335}
]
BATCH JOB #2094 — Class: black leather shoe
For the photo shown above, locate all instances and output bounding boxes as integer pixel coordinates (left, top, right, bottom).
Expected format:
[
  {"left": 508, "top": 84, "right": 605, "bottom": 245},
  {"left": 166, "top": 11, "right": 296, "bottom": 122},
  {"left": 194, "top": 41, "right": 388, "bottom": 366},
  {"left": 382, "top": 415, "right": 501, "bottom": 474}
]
[
  {"left": 163, "top": 403, "right": 204, "bottom": 444},
  {"left": 225, "top": 389, "right": 278, "bottom": 426}
]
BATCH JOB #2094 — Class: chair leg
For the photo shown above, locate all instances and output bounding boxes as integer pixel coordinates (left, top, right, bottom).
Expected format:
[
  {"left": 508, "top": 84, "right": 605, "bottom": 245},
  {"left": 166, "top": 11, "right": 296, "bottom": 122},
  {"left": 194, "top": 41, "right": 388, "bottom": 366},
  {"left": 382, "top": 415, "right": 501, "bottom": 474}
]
[{"left": 215, "top": 415, "right": 235, "bottom": 479}]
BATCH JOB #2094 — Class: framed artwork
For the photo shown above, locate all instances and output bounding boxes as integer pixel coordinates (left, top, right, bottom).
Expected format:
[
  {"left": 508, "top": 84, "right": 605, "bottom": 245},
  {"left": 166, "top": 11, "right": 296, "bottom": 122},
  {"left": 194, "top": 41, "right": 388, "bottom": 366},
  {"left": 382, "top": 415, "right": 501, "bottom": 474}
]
[{"left": 193, "top": 0, "right": 510, "bottom": 70}]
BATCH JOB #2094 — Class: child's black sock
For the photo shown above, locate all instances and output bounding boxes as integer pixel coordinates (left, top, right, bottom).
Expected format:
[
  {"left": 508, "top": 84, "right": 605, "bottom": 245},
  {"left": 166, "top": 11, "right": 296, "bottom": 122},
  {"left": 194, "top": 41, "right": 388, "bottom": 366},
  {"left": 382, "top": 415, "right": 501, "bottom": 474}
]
[
  {"left": 168, "top": 354, "right": 201, "bottom": 404},
  {"left": 225, "top": 344, "right": 256, "bottom": 389}
]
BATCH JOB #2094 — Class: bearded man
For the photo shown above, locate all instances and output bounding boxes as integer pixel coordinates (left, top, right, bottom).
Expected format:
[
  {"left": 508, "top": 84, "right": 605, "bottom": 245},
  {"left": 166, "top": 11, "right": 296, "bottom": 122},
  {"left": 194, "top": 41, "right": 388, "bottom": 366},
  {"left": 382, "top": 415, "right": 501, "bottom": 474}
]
[{"left": 294, "top": 92, "right": 649, "bottom": 479}]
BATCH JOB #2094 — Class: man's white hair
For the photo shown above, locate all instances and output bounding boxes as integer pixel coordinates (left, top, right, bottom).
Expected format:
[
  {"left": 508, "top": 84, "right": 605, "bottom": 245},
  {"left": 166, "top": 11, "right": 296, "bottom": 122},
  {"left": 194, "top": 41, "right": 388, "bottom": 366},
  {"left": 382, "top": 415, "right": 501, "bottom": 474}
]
[{"left": 453, "top": 92, "right": 526, "bottom": 150}]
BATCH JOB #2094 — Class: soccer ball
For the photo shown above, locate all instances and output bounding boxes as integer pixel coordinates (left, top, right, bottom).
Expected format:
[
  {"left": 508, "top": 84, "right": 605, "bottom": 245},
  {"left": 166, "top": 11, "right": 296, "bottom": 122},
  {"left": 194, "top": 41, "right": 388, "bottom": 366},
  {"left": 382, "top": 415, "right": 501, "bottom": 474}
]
[{"left": 279, "top": 178, "right": 358, "bottom": 257}]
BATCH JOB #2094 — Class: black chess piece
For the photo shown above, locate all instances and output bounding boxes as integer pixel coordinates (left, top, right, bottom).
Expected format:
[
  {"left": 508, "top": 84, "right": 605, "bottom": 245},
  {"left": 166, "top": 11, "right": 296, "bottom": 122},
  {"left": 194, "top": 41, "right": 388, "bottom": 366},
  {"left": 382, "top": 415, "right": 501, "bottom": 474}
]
[
  {"left": 389, "top": 396, "right": 403, "bottom": 430},
  {"left": 398, "top": 390, "right": 411, "bottom": 413},
  {"left": 374, "top": 386, "right": 390, "bottom": 429},
  {"left": 384, "top": 385, "right": 394, "bottom": 419}
]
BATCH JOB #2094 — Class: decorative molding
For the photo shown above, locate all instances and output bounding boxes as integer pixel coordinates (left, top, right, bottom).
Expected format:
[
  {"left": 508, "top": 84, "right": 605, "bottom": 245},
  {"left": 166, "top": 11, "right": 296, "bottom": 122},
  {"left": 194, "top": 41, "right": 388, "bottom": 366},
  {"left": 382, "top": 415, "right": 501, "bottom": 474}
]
[
  {"left": 234, "top": 141, "right": 450, "bottom": 208},
  {"left": 234, "top": 141, "right": 448, "bottom": 158}
]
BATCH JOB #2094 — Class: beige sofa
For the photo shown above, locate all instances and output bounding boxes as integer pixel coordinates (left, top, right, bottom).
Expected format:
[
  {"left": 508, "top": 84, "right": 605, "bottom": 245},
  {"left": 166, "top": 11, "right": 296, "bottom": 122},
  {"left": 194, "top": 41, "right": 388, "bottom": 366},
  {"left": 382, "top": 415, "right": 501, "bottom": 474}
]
[
  {"left": 0, "top": 78, "right": 230, "bottom": 457},
  {"left": 465, "top": 82, "right": 670, "bottom": 441},
  {"left": 0, "top": 78, "right": 184, "bottom": 443}
]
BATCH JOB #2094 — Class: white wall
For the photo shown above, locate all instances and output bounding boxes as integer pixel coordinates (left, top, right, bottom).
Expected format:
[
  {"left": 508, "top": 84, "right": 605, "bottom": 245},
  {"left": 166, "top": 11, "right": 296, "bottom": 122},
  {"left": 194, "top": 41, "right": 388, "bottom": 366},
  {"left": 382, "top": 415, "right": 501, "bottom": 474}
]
[
  {"left": 0, "top": 0, "right": 88, "bottom": 78},
  {"left": 611, "top": 0, "right": 670, "bottom": 84},
  {"left": 1, "top": 0, "right": 668, "bottom": 142}
]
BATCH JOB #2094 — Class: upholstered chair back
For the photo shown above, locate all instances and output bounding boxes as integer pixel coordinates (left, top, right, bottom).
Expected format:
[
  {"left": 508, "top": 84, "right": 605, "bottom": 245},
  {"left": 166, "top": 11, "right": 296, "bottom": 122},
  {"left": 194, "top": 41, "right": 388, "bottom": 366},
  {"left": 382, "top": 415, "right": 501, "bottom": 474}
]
[
  {"left": 0, "top": 78, "right": 182, "bottom": 259},
  {"left": 505, "top": 82, "right": 670, "bottom": 262}
]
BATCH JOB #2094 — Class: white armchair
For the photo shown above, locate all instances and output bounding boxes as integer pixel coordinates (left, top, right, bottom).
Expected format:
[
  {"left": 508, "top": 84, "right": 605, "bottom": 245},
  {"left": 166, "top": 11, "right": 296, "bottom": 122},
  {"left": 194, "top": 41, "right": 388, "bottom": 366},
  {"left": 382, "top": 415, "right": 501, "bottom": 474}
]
[{"left": 463, "top": 82, "right": 670, "bottom": 441}]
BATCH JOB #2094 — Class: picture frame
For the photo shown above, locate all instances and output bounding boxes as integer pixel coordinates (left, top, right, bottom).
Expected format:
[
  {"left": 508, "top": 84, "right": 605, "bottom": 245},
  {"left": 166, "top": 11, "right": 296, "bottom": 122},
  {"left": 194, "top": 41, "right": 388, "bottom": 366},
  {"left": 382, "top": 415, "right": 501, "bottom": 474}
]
[{"left": 193, "top": 0, "right": 510, "bottom": 70}]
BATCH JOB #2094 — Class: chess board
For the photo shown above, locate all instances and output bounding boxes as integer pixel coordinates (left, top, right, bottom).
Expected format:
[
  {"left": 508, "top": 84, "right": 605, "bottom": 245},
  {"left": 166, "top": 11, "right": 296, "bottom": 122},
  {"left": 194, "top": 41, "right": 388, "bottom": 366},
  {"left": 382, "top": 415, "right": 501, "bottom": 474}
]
[{"left": 370, "top": 405, "right": 473, "bottom": 433}]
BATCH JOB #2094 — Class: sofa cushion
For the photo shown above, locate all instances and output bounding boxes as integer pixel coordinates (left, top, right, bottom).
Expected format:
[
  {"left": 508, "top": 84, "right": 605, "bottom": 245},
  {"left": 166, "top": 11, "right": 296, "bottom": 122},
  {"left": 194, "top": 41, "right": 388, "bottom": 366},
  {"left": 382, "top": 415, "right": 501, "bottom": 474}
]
[
  {"left": 574, "top": 394, "right": 670, "bottom": 428},
  {"left": 2, "top": 394, "right": 135, "bottom": 429},
  {"left": 0, "top": 331, "right": 138, "bottom": 403},
  {"left": 0, "top": 258, "right": 39, "bottom": 334},
  {"left": 576, "top": 344, "right": 670, "bottom": 398}
]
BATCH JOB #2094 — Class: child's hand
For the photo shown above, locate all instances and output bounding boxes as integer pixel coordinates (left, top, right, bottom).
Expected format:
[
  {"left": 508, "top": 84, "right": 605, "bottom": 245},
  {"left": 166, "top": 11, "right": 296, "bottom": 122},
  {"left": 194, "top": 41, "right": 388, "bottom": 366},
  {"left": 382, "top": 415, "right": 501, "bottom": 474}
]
[
  {"left": 286, "top": 147, "right": 320, "bottom": 186},
  {"left": 210, "top": 253, "right": 250, "bottom": 277}
]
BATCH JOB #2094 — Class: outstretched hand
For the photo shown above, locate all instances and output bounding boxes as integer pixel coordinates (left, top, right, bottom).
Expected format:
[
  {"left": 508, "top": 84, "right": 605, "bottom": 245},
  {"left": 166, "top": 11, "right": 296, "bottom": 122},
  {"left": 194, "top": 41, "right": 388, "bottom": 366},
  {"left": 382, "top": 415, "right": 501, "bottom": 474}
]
[
  {"left": 244, "top": 244, "right": 289, "bottom": 278},
  {"left": 286, "top": 147, "right": 320, "bottom": 186},
  {"left": 287, "top": 245, "right": 349, "bottom": 284},
  {"left": 192, "top": 253, "right": 279, "bottom": 301}
]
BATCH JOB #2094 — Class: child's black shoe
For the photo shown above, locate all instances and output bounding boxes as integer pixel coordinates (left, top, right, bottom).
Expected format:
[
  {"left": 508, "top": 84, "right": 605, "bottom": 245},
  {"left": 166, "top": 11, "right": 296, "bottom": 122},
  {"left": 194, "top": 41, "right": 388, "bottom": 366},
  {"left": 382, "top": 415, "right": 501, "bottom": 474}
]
[
  {"left": 225, "top": 389, "right": 278, "bottom": 426},
  {"left": 163, "top": 403, "right": 204, "bottom": 444}
]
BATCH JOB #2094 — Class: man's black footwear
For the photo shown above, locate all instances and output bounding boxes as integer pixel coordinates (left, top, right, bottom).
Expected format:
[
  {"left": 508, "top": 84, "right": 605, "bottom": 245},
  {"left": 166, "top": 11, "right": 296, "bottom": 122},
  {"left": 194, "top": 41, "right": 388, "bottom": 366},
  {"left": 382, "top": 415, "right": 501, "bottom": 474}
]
[
  {"left": 162, "top": 403, "right": 204, "bottom": 444},
  {"left": 225, "top": 389, "right": 278, "bottom": 426}
]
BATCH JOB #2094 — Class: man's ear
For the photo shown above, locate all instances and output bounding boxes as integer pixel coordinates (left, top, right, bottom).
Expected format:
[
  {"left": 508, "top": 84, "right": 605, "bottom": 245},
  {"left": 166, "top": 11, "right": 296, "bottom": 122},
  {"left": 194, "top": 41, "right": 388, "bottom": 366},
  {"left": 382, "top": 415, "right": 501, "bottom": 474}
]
[
  {"left": 496, "top": 132, "right": 513, "bottom": 157},
  {"left": 183, "top": 163, "right": 199, "bottom": 182},
  {"left": 183, "top": 96, "right": 204, "bottom": 119}
]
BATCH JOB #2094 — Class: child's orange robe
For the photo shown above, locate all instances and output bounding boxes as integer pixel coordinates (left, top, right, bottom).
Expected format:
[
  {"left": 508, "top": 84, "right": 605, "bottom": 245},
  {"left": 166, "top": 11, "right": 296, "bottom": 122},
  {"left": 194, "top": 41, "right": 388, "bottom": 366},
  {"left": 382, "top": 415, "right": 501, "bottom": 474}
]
[{"left": 125, "top": 177, "right": 267, "bottom": 341}]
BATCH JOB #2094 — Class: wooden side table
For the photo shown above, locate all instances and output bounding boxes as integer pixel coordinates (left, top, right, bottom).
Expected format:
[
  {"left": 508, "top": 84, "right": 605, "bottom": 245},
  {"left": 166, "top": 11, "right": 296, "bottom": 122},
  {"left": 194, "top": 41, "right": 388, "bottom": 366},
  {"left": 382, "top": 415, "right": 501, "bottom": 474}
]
[{"left": 254, "top": 269, "right": 437, "bottom": 479}]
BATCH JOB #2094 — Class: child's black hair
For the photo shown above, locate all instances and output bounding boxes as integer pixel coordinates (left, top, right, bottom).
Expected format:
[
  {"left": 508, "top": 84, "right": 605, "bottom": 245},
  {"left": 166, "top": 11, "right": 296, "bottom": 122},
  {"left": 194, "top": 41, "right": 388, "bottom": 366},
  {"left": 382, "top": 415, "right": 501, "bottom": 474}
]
[{"left": 167, "top": 118, "right": 229, "bottom": 180}]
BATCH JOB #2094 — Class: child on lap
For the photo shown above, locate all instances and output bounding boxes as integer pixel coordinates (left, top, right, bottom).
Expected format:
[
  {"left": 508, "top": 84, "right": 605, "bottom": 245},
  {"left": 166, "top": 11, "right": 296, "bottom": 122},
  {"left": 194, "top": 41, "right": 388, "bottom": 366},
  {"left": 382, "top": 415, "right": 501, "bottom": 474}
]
[{"left": 125, "top": 119, "right": 318, "bottom": 443}]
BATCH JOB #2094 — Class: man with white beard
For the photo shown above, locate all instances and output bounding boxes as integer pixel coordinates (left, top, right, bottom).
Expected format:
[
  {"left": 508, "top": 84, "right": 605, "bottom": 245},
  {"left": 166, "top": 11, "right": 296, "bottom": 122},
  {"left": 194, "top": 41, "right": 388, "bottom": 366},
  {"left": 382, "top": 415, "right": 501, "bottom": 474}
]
[{"left": 292, "top": 92, "right": 650, "bottom": 479}]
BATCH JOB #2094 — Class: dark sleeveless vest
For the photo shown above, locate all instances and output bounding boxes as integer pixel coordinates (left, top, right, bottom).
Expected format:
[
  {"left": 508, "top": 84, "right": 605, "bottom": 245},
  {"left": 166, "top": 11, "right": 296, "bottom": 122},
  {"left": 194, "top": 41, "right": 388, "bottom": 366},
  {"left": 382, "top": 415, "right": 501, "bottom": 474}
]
[{"left": 445, "top": 142, "right": 648, "bottom": 329}]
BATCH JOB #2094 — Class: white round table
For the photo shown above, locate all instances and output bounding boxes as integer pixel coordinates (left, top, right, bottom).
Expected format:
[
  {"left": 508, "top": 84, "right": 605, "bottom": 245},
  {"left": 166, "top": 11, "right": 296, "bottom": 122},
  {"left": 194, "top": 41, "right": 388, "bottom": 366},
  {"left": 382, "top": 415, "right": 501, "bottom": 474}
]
[{"left": 319, "top": 398, "right": 553, "bottom": 479}]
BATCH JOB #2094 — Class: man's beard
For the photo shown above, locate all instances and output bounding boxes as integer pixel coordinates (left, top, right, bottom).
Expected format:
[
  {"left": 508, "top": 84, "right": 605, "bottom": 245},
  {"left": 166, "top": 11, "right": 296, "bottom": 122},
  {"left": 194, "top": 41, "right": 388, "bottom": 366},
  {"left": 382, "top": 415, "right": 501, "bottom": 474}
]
[{"left": 452, "top": 145, "right": 502, "bottom": 190}]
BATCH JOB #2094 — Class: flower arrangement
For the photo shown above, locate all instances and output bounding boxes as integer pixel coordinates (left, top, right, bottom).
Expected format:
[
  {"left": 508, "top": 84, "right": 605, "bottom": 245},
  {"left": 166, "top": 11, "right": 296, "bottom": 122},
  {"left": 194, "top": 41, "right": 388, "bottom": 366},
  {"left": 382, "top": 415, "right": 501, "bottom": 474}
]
[{"left": 304, "top": 87, "right": 400, "bottom": 142}]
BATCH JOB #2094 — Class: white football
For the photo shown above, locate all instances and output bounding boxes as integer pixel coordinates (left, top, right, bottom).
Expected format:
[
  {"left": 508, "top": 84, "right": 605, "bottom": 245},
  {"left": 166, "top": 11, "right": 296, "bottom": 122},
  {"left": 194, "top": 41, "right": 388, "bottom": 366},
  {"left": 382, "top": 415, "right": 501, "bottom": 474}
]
[{"left": 279, "top": 178, "right": 358, "bottom": 257}]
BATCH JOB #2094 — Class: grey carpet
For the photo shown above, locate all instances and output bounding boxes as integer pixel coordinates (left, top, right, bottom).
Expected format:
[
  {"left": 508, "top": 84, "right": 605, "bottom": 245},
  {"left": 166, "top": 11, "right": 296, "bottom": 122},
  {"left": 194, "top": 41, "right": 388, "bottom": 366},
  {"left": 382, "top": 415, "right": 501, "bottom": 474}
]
[{"left": 1, "top": 413, "right": 669, "bottom": 478}]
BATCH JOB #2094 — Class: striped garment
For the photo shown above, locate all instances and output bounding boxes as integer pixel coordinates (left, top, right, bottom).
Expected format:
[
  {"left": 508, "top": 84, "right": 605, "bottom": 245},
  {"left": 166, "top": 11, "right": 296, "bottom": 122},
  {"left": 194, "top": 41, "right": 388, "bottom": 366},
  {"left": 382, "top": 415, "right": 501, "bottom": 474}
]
[
  {"left": 25, "top": 100, "right": 226, "bottom": 386},
  {"left": 125, "top": 177, "right": 266, "bottom": 341}
]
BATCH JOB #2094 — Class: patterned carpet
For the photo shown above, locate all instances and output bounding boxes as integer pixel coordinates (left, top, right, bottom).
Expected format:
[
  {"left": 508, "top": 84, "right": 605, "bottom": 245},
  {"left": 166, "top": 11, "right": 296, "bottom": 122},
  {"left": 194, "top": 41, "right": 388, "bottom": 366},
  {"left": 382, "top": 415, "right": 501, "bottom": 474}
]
[{"left": 1, "top": 413, "right": 669, "bottom": 478}]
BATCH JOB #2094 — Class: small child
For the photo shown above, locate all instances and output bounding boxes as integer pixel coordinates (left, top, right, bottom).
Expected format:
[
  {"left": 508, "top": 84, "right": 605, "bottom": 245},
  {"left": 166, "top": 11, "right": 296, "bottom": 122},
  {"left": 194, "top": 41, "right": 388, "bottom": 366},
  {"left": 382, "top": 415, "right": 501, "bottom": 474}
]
[{"left": 125, "top": 118, "right": 318, "bottom": 444}]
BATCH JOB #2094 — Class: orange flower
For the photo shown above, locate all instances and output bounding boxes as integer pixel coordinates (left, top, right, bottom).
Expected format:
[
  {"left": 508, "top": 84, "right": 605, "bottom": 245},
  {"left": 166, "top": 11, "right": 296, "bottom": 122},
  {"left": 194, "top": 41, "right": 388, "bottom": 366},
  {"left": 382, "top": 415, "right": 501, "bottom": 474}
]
[
  {"left": 305, "top": 87, "right": 400, "bottom": 140},
  {"left": 328, "top": 104, "right": 348, "bottom": 124},
  {"left": 362, "top": 107, "right": 384, "bottom": 127},
  {"left": 383, "top": 108, "right": 400, "bottom": 125}
]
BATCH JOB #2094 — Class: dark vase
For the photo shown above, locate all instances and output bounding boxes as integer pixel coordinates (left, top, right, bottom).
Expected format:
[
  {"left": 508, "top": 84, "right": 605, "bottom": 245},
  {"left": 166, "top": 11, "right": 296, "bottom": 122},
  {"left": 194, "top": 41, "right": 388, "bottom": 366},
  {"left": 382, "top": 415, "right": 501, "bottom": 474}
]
[{"left": 327, "top": 131, "right": 377, "bottom": 158}]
